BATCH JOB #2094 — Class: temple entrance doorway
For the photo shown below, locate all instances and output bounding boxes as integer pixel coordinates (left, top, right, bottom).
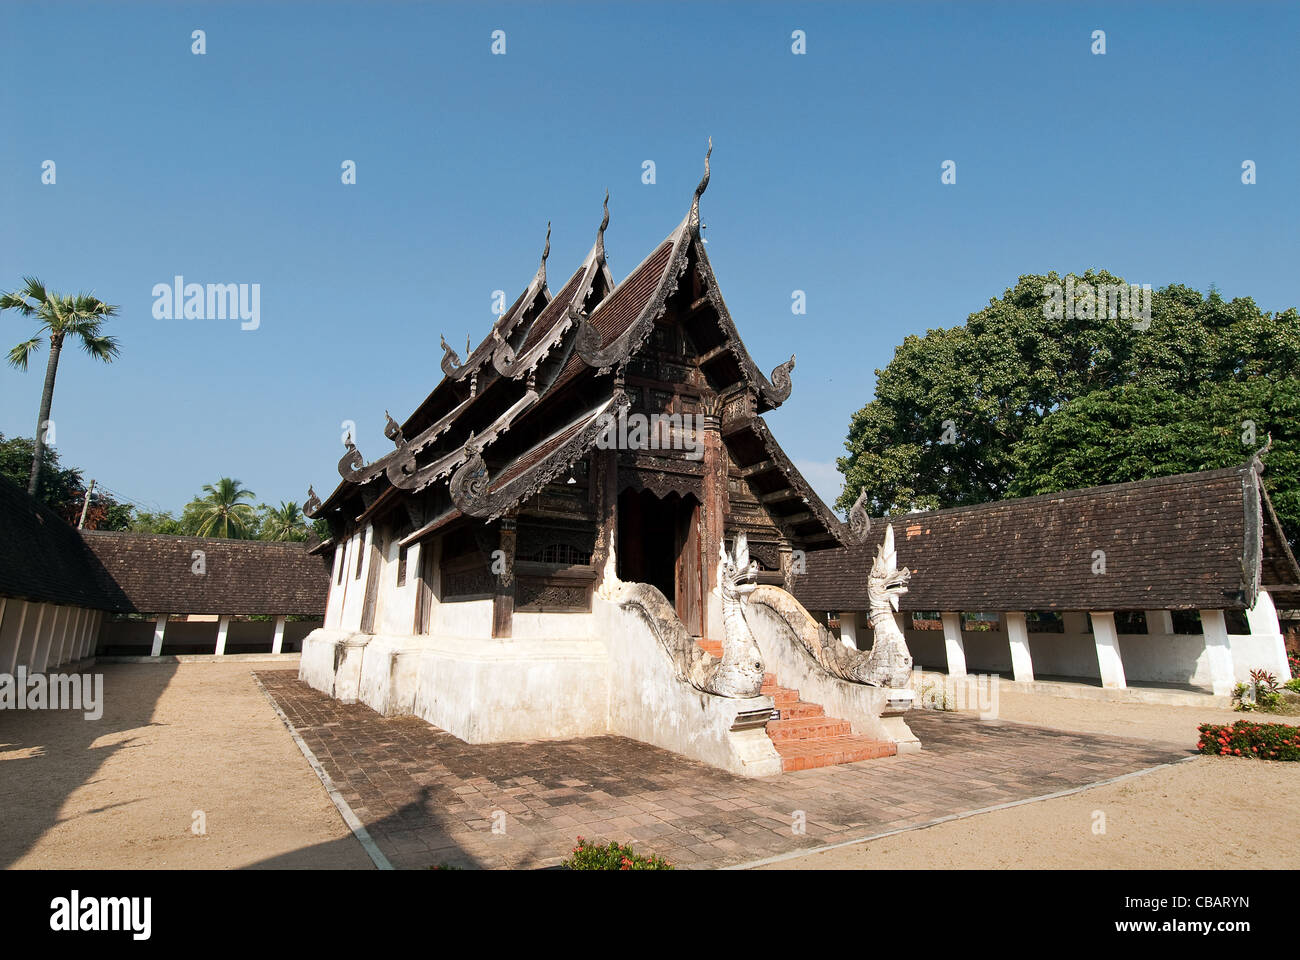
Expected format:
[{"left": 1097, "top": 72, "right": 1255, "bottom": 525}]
[{"left": 617, "top": 488, "right": 704, "bottom": 636}]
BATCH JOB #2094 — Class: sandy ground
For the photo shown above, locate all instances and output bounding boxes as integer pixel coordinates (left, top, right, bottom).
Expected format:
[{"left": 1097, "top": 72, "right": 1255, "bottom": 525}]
[
  {"left": 0, "top": 661, "right": 371, "bottom": 869},
  {"left": 5, "top": 661, "right": 1296, "bottom": 870},
  {"left": 767, "top": 692, "right": 1300, "bottom": 869},
  {"left": 992, "top": 686, "right": 1246, "bottom": 746}
]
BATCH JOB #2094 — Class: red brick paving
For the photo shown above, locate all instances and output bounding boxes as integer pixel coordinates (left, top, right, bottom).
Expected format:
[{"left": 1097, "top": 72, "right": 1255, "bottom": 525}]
[{"left": 256, "top": 670, "right": 1188, "bottom": 870}]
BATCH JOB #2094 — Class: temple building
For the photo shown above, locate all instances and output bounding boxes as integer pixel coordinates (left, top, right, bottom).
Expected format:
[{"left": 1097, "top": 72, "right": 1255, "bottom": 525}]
[{"left": 300, "top": 147, "right": 919, "bottom": 775}]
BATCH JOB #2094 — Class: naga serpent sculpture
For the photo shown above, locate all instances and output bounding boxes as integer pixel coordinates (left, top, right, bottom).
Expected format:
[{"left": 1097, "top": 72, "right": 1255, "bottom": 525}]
[
  {"left": 749, "top": 523, "right": 913, "bottom": 688},
  {"left": 617, "top": 532, "right": 766, "bottom": 699}
]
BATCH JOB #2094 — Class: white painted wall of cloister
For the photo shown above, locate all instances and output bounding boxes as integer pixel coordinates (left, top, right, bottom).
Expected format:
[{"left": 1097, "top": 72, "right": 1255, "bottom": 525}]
[{"left": 839, "top": 588, "right": 1291, "bottom": 696}]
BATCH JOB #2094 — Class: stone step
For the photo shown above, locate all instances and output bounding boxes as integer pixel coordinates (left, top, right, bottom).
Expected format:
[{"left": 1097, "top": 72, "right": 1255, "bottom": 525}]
[
  {"left": 773, "top": 735, "right": 897, "bottom": 772},
  {"left": 760, "top": 683, "right": 799, "bottom": 701},
  {"left": 769, "top": 699, "right": 824, "bottom": 720},
  {"left": 765, "top": 715, "right": 853, "bottom": 742}
]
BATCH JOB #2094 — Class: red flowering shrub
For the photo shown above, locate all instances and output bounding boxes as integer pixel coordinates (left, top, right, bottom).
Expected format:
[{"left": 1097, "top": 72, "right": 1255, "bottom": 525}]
[
  {"left": 1197, "top": 720, "right": 1300, "bottom": 760},
  {"left": 563, "top": 837, "right": 673, "bottom": 870},
  {"left": 1289, "top": 653, "right": 1300, "bottom": 678}
]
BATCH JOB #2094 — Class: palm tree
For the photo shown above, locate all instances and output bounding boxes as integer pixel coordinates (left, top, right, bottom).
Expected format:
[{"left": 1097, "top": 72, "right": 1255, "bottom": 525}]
[
  {"left": 191, "top": 478, "right": 258, "bottom": 538},
  {"left": 260, "top": 501, "right": 308, "bottom": 542},
  {"left": 2, "top": 276, "right": 120, "bottom": 496}
]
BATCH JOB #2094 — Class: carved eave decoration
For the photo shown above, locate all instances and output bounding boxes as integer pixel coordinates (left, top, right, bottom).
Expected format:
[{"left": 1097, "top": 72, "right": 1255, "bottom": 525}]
[
  {"left": 450, "top": 395, "right": 625, "bottom": 522},
  {"left": 438, "top": 224, "right": 554, "bottom": 383},
  {"left": 494, "top": 206, "right": 616, "bottom": 381},
  {"left": 725, "top": 416, "right": 845, "bottom": 548},
  {"left": 690, "top": 239, "right": 795, "bottom": 411}
]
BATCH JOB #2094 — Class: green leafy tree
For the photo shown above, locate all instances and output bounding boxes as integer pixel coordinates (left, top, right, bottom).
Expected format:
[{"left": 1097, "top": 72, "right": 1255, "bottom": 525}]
[
  {"left": 188, "top": 478, "right": 258, "bottom": 538},
  {"left": 1, "top": 277, "right": 120, "bottom": 496},
  {"left": 259, "top": 500, "right": 309, "bottom": 541},
  {"left": 1011, "top": 379, "right": 1300, "bottom": 551},
  {"left": 0, "top": 432, "right": 82, "bottom": 508},
  {"left": 838, "top": 272, "right": 1300, "bottom": 518},
  {"left": 129, "top": 509, "right": 185, "bottom": 535},
  {"left": 0, "top": 433, "right": 131, "bottom": 529}
]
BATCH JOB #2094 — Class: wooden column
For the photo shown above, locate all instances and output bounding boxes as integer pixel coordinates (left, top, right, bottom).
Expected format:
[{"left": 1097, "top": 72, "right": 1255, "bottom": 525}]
[
  {"left": 698, "top": 400, "right": 726, "bottom": 622},
  {"left": 590, "top": 449, "right": 619, "bottom": 593},
  {"left": 492, "top": 517, "right": 516, "bottom": 639}
]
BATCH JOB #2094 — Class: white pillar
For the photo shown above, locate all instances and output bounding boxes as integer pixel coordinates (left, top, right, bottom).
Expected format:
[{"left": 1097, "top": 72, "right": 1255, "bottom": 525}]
[
  {"left": 840, "top": 612, "right": 858, "bottom": 650},
  {"left": 0, "top": 600, "right": 25, "bottom": 674},
  {"left": 150, "top": 614, "right": 168, "bottom": 657},
  {"left": 34, "top": 606, "right": 64, "bottom": 672},
  {"left": 88, "top": 610, "right": 103, "bottom": 658},
  {"left": 1089, "top": 611, "right": 1127, "bottom": 689},
  {"left": 17, "top": 603, "right": 47, "bottom": 670},
  {"left": 941, "top": 612, "right": 967, "bottom": 677},
  {"left": 215, "top": 615, "right": 231, "bottom": 655},
  {"left": 1200, "top": 609, "right": 1236, "bottom": 697},
  {"left": 272, "top": 616, "right": 287, "bottom": 654},
  {"left": 76, "top": 609, "right": 92, "bottom": 659},
  {"left": 1005, "top": 611, "right": 1034, "bottom": 682},
  {"left": 55, "top": 608, "right": 81, "bottom": 667},
  {"left": 1242, "top": 589, "right": 1290, "bottom": 681},
  {"left": 1145, "top": 610, "right": 1174, "bottom": 635}
]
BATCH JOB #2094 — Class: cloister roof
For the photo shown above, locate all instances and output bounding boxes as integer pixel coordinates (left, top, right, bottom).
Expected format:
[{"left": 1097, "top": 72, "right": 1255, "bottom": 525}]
[{"left": 794, "top": 462, "right": 1300, "bottom": 614}]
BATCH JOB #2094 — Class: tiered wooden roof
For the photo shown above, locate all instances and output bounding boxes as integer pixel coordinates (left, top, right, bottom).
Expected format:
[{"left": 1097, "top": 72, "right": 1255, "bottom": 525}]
[{"left": 308, "top": 146, "right": 850, "bottom": 551}]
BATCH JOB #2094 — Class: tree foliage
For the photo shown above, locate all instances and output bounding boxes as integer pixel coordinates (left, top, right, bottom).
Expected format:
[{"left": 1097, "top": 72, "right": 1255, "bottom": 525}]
[
  {"left": 837, "top": 272, "right": 1300, "bottom": 547},
  {"left": 2, "top": 276, "right": 120, "bottom": 495},
  {"left": 0, "top": 433, "right": 130, "bottom": 529}
]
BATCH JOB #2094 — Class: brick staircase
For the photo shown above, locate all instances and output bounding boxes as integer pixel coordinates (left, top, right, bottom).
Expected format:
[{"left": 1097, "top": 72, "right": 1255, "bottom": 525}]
[{"left": 697, "top": 638, "right": 896, "bottom": 771}]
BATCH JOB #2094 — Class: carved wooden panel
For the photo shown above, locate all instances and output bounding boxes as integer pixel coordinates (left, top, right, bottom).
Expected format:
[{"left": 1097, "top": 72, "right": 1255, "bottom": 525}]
[{"left": 516, "top": 577, "right": 592, "bottom": 612}]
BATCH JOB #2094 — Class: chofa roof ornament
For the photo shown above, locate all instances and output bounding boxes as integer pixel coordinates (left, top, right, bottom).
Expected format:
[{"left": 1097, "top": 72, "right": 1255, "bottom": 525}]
[
  {"left": 337, "top": 439, "right": 364, "bottom": 480},
  {"left": 595, "top": 190, "right": 609, "bottom": 265},
  {"left": 689, "top": 137, "right": 711, "bottom": 238},
  {"left": 303, "top": 485, "right": 322, "bottom": 518},
  {"left": 1250, "top": 434, "right": 1273, "bottom": 475},
  {"left": 768, "top": 354, "right": 796, "bottom": 403},
  {"left": 848, "top": 488, "right": 871, "bottom": 543},
  {"left": 439, "top": 334, "right": 463, "bottom": 378}
]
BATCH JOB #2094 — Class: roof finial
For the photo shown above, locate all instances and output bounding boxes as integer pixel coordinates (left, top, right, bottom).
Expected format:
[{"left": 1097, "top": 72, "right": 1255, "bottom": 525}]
[
  {"left": 596, "top": 190, "right": 609, "bottom": 263},
  {"left": 1250, "top": 433, "right": 1274, "bottom": 475},
  {"left": 689, "top": 137, "right": 712, "bottom": 237},
  {"left": 542, "top": 221, "right": 551, "bottom": 265}
]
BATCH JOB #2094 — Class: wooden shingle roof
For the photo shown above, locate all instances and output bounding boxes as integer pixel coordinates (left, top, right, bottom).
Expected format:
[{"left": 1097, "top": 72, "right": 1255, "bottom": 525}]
[
  {"left": 80, "top": 531, "right": 331, "bottom": 616},
  {"left": 793, "top": 465, "right": 1300, "bottom": 613},
  {"left": 0, "top": 475, "right": 127, "bottom": 610}
]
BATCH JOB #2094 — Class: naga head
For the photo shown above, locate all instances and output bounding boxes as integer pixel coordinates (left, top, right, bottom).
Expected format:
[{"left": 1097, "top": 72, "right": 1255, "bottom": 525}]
[
  {"left": 868, "top": 524, "right": 911, "bottom": 613},
  {"left": 718, "top": 532, "right": 759, "bottom": 601}
]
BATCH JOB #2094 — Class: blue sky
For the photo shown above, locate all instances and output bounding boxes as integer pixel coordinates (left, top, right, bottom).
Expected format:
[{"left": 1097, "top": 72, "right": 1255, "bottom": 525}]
[{"left": 1, "top": 1, "right": 1296, "bottom": 516}]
